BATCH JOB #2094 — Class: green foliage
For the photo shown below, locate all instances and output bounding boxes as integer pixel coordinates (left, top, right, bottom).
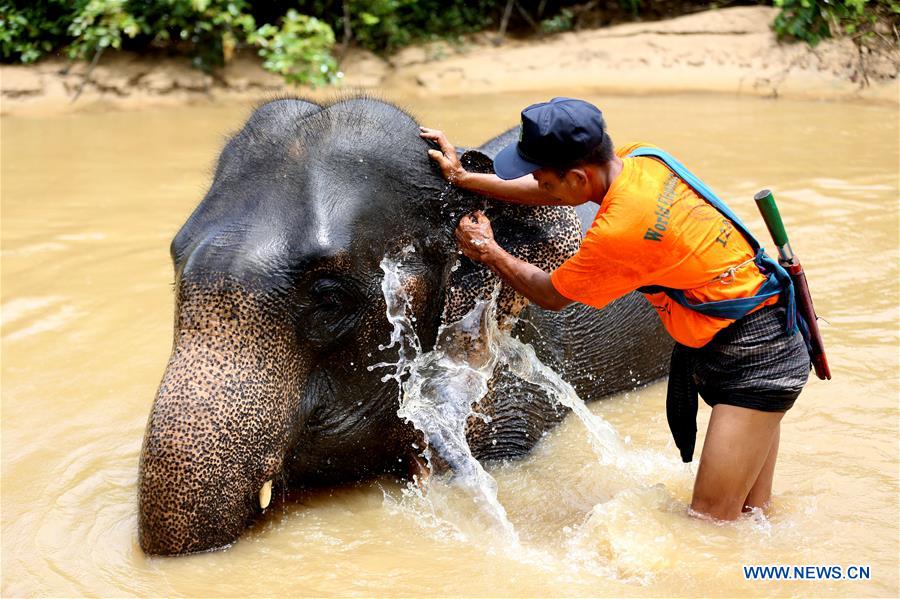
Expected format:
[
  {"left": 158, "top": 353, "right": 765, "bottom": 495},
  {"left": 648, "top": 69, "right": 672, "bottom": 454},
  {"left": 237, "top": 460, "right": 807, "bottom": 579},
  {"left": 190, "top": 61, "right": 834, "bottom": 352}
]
[
  {"left": 2, "top": 1, "right": 896, "bottom": 88},
  {"left": 248, "top": 9, "right": 337, "bottom": 86},
  {"left": 138, "top": 0, "right": 257, "bottom": 71},
  {"left": 331, "top": 0, "right": 495, "bottom": 52},
  {"left": 618, "top": 0, "right": 643, "bottom": 17},
  {"left": 2, "top": 0, "right": 258, "bottom": 70},
  {"left": 0, "top": 1, "right": 86, "bottom": 63},
  {"left": 0, "top": 0, "right": 343, "bottom": 82},
  {"left": 67, "top": 0, "right": 143, "bottom": 58},
  {"left": 349, "top": 0, "right": 417, "bottom": 51},
  {"left": 540, "top": 9, "right": 574, "bottom": 34},
  {"left": 773, "top": 0, "right": 900, "bottom": 46}
]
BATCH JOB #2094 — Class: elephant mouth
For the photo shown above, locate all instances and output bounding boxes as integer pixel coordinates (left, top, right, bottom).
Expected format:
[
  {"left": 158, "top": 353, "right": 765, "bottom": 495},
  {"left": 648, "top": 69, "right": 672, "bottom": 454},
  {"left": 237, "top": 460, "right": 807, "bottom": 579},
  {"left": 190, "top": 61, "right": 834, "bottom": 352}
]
[{"left": 138, "top": 464, "right": 287, "bottom": 556}]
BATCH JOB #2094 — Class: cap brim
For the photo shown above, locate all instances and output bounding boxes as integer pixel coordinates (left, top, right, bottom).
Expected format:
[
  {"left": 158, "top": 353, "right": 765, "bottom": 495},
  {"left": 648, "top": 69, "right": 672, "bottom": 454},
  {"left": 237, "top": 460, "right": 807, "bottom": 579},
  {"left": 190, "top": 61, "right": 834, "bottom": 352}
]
[{"left": 492, "top": 143, "right": 542, "bottom": 180}]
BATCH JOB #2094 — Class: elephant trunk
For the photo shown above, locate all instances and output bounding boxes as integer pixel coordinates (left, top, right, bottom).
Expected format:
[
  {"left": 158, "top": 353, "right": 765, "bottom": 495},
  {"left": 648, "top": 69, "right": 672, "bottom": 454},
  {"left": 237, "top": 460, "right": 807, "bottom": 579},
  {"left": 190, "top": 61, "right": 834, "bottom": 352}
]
[{"left": 138, "top": 281, "right": 308, "bottom": 555}]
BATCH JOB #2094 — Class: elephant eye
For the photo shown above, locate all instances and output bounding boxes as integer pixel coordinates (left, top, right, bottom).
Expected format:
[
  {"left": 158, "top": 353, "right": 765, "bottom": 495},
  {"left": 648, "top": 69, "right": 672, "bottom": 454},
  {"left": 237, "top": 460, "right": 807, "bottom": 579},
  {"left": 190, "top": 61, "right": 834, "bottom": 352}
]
[
  {"left": 310, "top": 279, "right": 354, "bottom": 309},
  {"left": 303, "top": 278, "right": 362, "bottom": 346},
  {"left": 315, "top": 290, "right": 342, "bottom": 310}
]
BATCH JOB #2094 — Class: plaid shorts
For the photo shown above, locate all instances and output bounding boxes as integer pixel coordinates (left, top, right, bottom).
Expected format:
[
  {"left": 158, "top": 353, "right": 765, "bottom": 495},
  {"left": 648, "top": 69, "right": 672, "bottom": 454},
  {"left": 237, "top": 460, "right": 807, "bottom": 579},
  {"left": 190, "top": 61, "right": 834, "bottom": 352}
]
[{"left": 688, "top": 304, "right": 811, "bottom": 412}]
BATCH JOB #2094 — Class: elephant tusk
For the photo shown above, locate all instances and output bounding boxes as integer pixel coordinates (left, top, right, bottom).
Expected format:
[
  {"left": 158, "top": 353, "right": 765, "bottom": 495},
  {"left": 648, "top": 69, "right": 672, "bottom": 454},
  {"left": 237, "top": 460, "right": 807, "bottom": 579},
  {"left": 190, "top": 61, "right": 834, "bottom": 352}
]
[{"left": 259, "top": 479, "right": 273, "bottom": 510}]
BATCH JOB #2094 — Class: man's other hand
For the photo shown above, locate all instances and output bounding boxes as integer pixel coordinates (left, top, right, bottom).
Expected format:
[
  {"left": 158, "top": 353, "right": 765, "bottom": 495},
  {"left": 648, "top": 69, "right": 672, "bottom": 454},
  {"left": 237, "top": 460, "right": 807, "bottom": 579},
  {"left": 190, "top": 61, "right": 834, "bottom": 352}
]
[
  {"left": 455, "top": 211, "right": 496, "bottom": 262},
  {"left": 419, "top": 127, "right": 467, "bottom": 185}
]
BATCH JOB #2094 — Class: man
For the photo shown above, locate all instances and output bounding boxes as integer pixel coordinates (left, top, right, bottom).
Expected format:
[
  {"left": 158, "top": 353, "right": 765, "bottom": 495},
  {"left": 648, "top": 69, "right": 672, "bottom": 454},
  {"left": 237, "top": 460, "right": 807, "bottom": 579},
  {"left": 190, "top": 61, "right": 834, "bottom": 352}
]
[{"left": 419, "top": 97, "right": 809, "bottom": 521}]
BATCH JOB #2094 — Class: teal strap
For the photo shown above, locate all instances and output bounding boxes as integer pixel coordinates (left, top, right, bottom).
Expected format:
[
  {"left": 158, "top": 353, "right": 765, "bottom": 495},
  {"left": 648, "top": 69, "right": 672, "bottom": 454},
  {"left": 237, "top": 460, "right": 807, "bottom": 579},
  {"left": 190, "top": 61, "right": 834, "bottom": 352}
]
[
  {"left": 627, "top": 147, "right": 761, "bottom": 248},
  {"left": 627, "top": 147, "right": 797, "bottom": 332}
]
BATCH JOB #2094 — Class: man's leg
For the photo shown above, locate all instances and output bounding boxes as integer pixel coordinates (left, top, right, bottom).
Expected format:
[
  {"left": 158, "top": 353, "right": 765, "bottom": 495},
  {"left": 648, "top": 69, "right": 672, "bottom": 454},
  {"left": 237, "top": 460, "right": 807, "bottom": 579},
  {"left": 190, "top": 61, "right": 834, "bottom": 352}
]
[
  {"left": 743, "top": 422, "right": 780, "bottom": 510},
  {"left": 690, "top": 404, "right": 784, "bottom": 520}
]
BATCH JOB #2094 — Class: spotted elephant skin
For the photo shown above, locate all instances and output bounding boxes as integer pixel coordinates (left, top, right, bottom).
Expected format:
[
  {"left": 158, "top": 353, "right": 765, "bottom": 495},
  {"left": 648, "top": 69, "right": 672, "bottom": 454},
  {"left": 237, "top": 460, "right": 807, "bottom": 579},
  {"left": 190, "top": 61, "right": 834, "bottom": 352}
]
[{"left": 137, "top": 97, "right": 672, "bottom": 556}]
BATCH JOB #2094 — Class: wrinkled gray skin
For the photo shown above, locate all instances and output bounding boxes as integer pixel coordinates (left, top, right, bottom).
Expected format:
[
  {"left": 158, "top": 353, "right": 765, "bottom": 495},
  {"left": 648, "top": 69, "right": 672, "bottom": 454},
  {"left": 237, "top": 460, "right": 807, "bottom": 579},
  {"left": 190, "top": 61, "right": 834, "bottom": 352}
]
[{"left": 138, "top": 97, "right": 672, "bottom": 556}]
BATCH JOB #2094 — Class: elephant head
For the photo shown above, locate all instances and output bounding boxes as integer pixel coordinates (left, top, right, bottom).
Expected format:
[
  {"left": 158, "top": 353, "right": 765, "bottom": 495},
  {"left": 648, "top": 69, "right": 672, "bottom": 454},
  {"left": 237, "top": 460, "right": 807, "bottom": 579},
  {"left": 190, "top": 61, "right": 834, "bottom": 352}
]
[{"left": 137, "top": 97, "right": 581, "bottom": 555}]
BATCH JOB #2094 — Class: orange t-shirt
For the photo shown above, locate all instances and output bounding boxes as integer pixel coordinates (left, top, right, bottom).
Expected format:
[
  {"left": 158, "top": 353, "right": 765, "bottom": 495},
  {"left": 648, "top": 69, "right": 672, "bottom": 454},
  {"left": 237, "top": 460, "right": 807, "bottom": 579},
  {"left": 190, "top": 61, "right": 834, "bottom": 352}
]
[{"left": 550, "top": 143, "right": 778, "bottom": 348}]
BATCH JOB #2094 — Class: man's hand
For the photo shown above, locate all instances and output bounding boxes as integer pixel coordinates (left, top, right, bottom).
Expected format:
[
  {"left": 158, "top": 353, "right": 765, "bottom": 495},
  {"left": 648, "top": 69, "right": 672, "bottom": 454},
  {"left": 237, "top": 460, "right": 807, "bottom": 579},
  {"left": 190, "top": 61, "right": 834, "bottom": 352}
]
[
  {"left": 419, "top": 127, "right": 468, "bottom": 185},
  {"left": 455, "top": 211, "right": 497, "bottom": 263},
  {"left": 420, "top": 126, "right": 560, "bottom": 207},
  {"left": 454, "top": 211, "right": 573, "bottom": 312}
]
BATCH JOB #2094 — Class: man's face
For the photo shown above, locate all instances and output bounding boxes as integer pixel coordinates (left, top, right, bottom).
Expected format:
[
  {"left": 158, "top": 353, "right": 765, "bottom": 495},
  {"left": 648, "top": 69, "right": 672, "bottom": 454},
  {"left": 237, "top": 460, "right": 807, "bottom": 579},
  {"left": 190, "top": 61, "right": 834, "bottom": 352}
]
[{"left": 532, "top": 168, "right": 590, "bottom": 206}]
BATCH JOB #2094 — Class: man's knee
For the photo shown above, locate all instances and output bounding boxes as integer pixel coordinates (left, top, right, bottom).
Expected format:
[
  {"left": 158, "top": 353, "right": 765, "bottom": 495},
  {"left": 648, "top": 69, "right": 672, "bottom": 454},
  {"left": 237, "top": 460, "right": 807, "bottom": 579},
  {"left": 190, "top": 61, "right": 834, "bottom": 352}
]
[
  {"left": 690, "top": 492, "right": 744, "bottom": 521},
  {"left": 691, "top": 469, "right": 749, "bottom": 520}
]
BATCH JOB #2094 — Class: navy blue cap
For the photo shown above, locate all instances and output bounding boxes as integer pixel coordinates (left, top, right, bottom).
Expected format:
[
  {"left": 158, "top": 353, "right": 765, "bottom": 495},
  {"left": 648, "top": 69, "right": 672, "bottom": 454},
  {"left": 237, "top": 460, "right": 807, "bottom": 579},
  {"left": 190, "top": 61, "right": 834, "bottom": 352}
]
[{"left": 493, "top": 97, "right": 606, "bottom": 180}]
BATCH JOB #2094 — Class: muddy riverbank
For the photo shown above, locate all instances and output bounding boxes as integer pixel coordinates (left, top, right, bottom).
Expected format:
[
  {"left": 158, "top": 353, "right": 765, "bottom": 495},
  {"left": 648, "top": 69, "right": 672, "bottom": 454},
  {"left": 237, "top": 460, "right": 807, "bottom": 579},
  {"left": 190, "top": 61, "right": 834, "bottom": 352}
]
[{"left": 1, "top": 6, "right": 897, "bottom": 116}]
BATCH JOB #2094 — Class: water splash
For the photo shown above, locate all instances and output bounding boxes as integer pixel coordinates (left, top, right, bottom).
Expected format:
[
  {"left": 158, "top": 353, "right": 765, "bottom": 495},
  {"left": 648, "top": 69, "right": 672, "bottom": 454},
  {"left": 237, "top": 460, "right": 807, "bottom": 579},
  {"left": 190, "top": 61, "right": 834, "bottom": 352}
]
[
  {"left": 498, "top": 337, "right": 679, "bottom": 480},
  {"left": 373, "top": 247, "right": 672, "bottom": 544},
  {"left": 368, "top": 245, "right": 421, "bottom": 384},
  {"left": 375, "top": 248, "right": 518, "bottom": 542}
]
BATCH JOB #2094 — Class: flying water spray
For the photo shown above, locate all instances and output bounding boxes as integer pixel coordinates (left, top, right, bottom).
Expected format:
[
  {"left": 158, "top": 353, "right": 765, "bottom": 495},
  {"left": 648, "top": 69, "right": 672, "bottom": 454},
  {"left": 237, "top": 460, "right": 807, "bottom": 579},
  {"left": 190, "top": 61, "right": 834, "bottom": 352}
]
[{"left": 372, "top": 246, "right": 664, "bottom": 540}]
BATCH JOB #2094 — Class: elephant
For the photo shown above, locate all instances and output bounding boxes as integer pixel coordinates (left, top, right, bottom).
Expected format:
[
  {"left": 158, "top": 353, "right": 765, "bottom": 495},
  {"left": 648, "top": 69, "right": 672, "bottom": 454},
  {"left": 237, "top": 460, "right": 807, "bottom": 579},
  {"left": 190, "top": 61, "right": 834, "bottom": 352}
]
[{"left": 138, "top": 96, "right": 673, "bottom": 556}]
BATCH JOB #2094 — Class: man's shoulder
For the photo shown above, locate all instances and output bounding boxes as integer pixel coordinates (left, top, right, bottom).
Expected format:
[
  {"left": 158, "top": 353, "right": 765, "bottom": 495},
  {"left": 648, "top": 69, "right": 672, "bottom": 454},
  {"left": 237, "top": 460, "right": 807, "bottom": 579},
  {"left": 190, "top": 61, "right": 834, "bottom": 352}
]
[{"left": 615, "top": 142, "right": 660, "bottom": 158}]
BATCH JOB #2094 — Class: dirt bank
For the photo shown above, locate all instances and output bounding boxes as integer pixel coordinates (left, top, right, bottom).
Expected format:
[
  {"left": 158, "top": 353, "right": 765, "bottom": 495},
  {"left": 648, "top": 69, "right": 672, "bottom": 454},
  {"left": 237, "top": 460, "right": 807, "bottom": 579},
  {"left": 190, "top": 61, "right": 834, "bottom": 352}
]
[{"left": 1, "top": 6, "right": 896, "bottom": 116}]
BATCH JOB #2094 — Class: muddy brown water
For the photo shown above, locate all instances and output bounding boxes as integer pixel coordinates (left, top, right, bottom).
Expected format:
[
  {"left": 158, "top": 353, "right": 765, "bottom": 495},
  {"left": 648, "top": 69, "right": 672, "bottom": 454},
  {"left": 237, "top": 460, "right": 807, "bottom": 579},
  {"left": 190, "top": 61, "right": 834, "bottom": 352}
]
[{"left": 2, "top": 92, "right": 898, "bottom": 597}]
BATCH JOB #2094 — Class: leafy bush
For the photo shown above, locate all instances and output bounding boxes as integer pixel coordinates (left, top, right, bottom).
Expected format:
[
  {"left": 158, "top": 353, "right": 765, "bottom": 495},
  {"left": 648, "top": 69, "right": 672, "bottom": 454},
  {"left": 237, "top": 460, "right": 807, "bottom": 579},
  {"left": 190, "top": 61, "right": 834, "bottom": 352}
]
[
  {"left": 0, "top": 0, "right": 502, "bottom": 67},
  {"left": 1, "top": 1, "right": 897, "bottom": 87},
  {"left": 133, "top": 0, "right": 257, "bottom": 70},
  {"left": 0, "top": 1, "right": 85, "bottom": 63},
  {"left": 248, "top": 9, "right": 337, "bottom": 86},
  {"left": 540, "top": 8, "right": 574, "bottom": 34},
  {"left": 2, "top": 0, "right": 260, "bottom": 70},
  {"left": 773, "top": 0, "right": 900, "bottom": 46},
  {"left": 66, "top": 0, "right": 143, "bottom": 58},
  {"left": 65, "top": 0, "right": 259, "bottom": 71},
  {"left": 303, "top": 0, "right": 495, "bottom": 53}
]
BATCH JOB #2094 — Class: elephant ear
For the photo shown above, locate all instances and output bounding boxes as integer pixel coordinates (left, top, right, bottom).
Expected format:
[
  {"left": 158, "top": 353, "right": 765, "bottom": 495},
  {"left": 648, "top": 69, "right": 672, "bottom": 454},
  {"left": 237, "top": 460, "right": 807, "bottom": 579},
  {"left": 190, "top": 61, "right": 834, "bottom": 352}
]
[{"left": 441, "top": 150, "right": 583, "bottom": 329}]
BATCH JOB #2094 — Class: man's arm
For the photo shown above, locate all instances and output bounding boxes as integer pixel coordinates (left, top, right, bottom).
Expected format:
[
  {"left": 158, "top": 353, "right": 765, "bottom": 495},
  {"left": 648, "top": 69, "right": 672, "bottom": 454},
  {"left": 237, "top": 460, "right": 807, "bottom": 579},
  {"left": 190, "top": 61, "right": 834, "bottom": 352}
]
[
  {"left": 454, "top": 171, "right": 561, "bottom": 206},
  {"left": 420, "top": 127, "right": 562, "bottom": 206},
  {"left": 455, "top": 211, "right": 573, "bottom": 311}
]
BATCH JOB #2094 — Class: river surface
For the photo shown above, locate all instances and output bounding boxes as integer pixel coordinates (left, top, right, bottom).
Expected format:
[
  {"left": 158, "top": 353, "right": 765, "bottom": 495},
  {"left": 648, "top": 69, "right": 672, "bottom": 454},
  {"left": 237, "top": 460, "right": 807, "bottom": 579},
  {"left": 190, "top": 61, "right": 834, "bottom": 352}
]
[{"left": 2, "top": 92, "right": 898, "bottom": 597}]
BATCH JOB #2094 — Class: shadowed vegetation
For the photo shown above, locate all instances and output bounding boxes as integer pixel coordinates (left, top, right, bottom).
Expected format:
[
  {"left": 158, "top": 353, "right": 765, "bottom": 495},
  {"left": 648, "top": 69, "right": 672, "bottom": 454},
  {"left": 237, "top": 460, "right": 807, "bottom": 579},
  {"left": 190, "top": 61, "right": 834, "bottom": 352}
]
[{"left": 1, "top": 1, "right": 896, "bottom": 86}]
